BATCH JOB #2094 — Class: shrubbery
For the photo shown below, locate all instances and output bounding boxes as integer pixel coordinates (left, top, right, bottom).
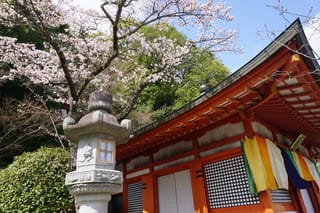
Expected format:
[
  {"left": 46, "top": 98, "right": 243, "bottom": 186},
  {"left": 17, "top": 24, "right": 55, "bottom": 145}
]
[{"left": 0, "top": 147, "right": 75, "bottom": 212}]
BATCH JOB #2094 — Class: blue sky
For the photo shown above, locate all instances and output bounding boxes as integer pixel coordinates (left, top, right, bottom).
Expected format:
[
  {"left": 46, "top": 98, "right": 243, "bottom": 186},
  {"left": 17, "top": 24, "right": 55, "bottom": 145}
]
[
  {"left": 74, "top": 0, "right": 320, "bottom": 72},
  {"left": 216, "top": 0, "right": 320, "bottom": 71}
]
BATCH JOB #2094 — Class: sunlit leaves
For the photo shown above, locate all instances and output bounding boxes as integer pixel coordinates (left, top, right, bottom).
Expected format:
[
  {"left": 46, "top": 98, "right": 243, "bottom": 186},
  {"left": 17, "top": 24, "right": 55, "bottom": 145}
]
[{"left": 0, "top": 147, "right": 74, "bottom": 212}]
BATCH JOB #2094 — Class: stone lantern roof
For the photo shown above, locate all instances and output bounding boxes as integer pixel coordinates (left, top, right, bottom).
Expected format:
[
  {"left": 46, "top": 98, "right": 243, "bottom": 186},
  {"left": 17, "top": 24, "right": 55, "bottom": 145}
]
[{"left": 63, "top": 90, "right": 130, "bottom": 144}]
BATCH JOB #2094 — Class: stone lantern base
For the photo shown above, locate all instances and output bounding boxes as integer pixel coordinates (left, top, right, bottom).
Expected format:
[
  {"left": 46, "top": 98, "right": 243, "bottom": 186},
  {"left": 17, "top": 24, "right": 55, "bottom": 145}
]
[
  {"left": 68, "top": 183, "right": 122, "bottom": 213},
  {"left": 75, "top": 193, "right": 110, "bottom": 213}
]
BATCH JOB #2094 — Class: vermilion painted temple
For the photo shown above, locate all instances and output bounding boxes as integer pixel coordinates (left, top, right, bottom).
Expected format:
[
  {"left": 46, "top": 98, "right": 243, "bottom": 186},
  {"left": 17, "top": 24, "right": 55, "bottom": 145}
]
[{"left": 114, "top": 19, "right": 320, "bottom": 213}]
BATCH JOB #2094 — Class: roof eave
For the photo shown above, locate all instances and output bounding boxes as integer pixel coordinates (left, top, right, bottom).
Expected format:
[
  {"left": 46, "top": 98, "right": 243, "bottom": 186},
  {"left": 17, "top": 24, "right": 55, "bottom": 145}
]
[{"left": 132, "top": 18, "right": 317, "bottom": 138}]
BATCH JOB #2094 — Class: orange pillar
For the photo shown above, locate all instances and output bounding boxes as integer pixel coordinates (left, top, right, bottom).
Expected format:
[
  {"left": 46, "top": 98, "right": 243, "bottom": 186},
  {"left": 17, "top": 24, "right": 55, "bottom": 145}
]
[
  {"left": 259, "top": 190, "right": 274, "bottom": 213},
  {"left": 142, "top": 175, "right": 155, "bottom": 213},
  {"left": 190, "top": 160, "right": 209, "bottom": 213}
]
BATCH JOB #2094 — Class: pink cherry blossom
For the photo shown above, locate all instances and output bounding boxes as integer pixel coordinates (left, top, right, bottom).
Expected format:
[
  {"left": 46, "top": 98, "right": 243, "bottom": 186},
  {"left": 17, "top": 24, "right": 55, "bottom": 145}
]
[{"left": 0, "top": 0, "right": 237, "bottom": 118}]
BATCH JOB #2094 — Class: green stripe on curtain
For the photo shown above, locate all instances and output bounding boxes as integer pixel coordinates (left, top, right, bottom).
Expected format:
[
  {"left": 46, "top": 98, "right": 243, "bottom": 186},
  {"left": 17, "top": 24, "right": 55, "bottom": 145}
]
[{"left": 241, "top": 141, "right": 257, "bottom": 195}]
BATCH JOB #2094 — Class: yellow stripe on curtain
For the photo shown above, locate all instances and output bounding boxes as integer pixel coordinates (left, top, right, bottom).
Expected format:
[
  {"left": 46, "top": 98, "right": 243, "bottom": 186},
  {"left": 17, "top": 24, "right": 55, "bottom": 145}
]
[
  {"left": 256, "top": 137, "right": 278, "bottom": 189},
  {"left": 292, "top": 152, "right": 313, "bottom": 181},
  {"left": 242, "top": 136, "right": 277, "bottom": 192}
]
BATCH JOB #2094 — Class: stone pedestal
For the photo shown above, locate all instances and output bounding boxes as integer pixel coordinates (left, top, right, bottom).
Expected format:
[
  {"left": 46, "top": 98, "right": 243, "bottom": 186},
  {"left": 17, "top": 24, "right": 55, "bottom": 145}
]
[
  {"left": 66, "top": 169, "right": 123, "bottom": 213},
  {"left": 75, "top": 191, "right": 110, "bottom": 213},
  {"left": 68, "top": 183, "right": 120, "bottom": 213}
]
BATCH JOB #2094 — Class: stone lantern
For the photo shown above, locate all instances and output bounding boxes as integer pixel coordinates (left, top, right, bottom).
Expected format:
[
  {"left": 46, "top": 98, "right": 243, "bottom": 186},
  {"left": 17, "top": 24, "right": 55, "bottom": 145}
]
[{"left": 63, "top": 90, "right": 130, "bottom": 213}]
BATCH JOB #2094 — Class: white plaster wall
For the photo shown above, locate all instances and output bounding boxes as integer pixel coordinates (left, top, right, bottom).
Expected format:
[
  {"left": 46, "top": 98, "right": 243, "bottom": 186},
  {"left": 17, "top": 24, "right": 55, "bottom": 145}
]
[
  {"left": 126, "top": 155, "right": 149, "bottom": 171},
  {"left": 154, "top": 155, "right": 195, "bottom": 171},
  {"left": 153, "top": 140, "right": 193, "bottom": 162},
  {"left": 276, "top": 133, "right": 292, "bottom": 146},
  {"left": 126, "top": 168, "right": 150, "bottom": 179},
  {"left": 200, "top": 141, "right": 241, "bottom": 157},
  {"left": 252, "top": 121, "right": 273, "bottom": 140},
  {"left": 198, "top": 122, "right": 244, "bottom": 146}
]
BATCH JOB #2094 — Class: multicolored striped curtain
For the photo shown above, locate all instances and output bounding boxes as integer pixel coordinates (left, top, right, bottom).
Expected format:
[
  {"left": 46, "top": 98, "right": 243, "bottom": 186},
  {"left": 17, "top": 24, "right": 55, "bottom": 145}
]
[
  {"left": 242, "top": 136, "right": 319, "bottom": 193},
  {"left": 242, "top": 136, "right": 277, "bottom": 193}
]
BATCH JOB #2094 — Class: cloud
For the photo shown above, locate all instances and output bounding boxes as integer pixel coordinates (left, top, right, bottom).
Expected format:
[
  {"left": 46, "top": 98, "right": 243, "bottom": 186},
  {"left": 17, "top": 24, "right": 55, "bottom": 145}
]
[{"left": 303, "top": 14, "right": 320, "bottom": 58}]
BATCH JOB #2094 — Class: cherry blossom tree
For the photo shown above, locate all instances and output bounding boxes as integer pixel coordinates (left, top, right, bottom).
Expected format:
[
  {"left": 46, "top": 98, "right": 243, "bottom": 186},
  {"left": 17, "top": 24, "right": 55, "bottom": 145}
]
[{"left": 0, "top": 0, "right": 238, "bottom": 121}]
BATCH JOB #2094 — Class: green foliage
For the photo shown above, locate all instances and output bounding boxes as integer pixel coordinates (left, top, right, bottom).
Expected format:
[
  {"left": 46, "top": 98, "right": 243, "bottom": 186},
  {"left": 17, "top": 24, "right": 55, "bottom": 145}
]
[
  {"left": 0, "top": 24, "right": 44, "bottom": 49},
  {"left": 136, "top": 49, "right": 229, "bottom": 119},
  {"left": 139, "top": 83, "right": 176, "bottom": 111},
  {"left": 174, "top": 50, "right": 229, "bottom": 108},
  {"left": 128, "top": 24, "right": 230, "bottom": 122},
  {"left": 0, "top": 147, "right": 75, "bottom": 213}
]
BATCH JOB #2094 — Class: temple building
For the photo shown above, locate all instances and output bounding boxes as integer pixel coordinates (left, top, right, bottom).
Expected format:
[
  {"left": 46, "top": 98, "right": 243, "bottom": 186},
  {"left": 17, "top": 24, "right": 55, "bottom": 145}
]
[{"left": 114, "top": 19, "right": 320, "bottom": 213}]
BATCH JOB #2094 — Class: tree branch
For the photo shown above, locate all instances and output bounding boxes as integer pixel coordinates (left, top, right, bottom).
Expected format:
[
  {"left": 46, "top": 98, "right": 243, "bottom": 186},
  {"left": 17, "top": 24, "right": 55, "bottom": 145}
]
[
  {"left": 22, "top": 0, "right": 78, "bottom": 102},
  {"left": 24, "top": 85, "right": 65, "bottom": 149}
]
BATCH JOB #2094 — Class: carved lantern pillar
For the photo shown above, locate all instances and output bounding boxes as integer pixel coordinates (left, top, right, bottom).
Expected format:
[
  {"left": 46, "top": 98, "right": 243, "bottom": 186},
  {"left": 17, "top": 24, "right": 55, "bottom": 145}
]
[{"left": 63, "top": 91, "right": 130, "bottom": 213}]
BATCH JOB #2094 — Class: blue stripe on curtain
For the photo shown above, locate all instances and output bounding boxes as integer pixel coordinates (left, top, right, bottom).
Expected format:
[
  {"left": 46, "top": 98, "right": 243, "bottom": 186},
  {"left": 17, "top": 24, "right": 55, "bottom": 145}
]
[{"left": 281, "top": 149, "right": 311, "bottom": 189}]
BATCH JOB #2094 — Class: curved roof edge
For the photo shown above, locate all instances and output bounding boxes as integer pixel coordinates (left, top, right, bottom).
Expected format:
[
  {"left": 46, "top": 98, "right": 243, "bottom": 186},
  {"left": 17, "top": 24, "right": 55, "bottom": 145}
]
[{"left": 132, "top": 18, "right": 320, "bottom": 138}]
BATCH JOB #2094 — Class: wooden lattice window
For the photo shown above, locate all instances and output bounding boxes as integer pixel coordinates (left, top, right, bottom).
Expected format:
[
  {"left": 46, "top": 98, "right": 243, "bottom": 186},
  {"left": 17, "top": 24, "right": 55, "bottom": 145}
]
[{"left": 204, "top": 155, "right": 260, "bottom": 209}]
